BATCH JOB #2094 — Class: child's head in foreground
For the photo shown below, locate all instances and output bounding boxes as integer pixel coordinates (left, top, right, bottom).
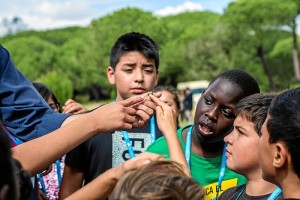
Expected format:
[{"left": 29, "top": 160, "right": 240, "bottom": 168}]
[{"left": 110, "top": 160, "right": 204, "bottom": 200}]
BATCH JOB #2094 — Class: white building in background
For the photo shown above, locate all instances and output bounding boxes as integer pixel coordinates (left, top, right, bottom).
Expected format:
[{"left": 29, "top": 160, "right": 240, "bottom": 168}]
[{"left": 177, "top": 80, "right": 209, "bottom": 105}]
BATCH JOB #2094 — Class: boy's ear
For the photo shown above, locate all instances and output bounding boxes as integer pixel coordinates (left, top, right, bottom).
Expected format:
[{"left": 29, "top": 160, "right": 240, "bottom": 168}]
[
  {"left": 154, "top": 70, "right": 159, "bottom": 87},
  {"left": 107, "top": 66, "right": 115, "bottom": 85},
  {"left": 272, "top": 142, "right": 288, "bottom": 169}
]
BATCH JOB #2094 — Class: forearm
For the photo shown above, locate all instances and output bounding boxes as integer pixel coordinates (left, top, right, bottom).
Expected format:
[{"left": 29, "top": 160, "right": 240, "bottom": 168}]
[
  {"left": 165, "top": 131, "right": 190, "bottom": 176},
  {"left": 12, "top": 114, "right": 97, "bottom": 176},
  {"left": 65, "top": 166, "right": 122, "bottom": 200}
]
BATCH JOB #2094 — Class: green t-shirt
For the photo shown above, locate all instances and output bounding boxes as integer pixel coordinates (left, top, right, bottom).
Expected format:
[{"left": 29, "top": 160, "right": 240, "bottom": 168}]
[{"left": 147, "top": 125, "right": 247, "bottom": 200}]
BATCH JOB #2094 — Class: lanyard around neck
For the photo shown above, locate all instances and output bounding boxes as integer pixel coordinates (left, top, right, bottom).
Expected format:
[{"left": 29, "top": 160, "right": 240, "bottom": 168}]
[
  {"left": 184, "top": 125, "right": 193, "bottom": 169},
  {"left": 122, "top": 116, "right": 156, "bottom": 158},
  {"left": 236, "top": 186, "right": 282, "bottom": 200},
  {"left": 184, "top": 125, "right": 227, "bottom": 200}
]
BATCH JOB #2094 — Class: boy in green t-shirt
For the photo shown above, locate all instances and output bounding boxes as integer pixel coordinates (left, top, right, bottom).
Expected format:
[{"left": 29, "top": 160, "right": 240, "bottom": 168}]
[{"left": 147, "top": 69, "right": 260, "bottom": 200}]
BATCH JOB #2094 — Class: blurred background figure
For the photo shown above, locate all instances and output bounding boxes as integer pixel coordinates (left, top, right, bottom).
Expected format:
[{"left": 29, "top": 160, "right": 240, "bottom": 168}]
[{"left": 183, "top": 87, "right": 193, "bottom": 124}]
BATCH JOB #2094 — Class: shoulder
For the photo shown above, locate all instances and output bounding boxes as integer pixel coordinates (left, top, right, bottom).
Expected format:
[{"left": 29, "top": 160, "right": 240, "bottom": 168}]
[{"left": 219, "top": 185, "right": 245, "bottom": 200}]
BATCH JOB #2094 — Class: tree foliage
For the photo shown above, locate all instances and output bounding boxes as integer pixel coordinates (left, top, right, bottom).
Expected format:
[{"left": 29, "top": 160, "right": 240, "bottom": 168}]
[{"left": 1, "top": 2, "right": 299, "bottom": 99}]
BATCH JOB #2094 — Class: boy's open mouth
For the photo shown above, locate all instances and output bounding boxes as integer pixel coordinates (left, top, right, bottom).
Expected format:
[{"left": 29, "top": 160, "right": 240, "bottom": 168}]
[{"left": 199, "top": 123, "right": 213, "bottom": 135}]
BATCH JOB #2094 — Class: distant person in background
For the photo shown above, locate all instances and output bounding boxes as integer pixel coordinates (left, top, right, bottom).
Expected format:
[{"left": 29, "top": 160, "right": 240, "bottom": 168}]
[
  {"left": 153, "top": 85, "right": 180, "bottom": 129},
  {"left": 184, "top": 87, "right": 193, "bottom": 123},
  {"left": 179, "top": 89, "right": 186, "bottom": 123}
]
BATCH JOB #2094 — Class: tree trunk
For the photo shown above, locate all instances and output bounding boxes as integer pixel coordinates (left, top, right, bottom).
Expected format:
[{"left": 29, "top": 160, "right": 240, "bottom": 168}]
[
  {"left": 291, "top": 18, "right": 300, "bottom": 82},
  {"left": 257, "top": 45, "right": 277, "bottom": 91}
]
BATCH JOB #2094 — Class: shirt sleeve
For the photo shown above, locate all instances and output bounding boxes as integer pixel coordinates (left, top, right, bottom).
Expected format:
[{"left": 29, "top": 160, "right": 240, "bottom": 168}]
[
  {"left": 146, "top": 136, "right": 170, "bottom": 159},
  {"left": 0, "top": 45, "right": 70, "bottom": 141}
]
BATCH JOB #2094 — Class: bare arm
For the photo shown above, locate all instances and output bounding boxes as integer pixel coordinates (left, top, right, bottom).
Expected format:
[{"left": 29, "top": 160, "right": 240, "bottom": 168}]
[
  {"left": 59, "top": 166, "right": 84, "bottom": 199},
  {"left": 149, "top": 94, "right": 190, "bottom": 176},
  {"left": 65, "top": 152, "right": 163, "bottom": 200},
  {"left": 12, "top": 96, "right": 145, "bottom": 176}
]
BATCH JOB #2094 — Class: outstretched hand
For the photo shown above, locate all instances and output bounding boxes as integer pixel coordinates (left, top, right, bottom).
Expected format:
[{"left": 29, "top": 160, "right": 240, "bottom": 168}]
[{"left": 90, "top": 96, "right": 145, "bottom": 133}]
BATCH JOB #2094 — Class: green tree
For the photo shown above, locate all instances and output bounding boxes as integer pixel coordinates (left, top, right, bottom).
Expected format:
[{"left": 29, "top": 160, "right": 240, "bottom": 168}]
[
  {"left": 2, "top": 36, "right": 58, "bottom": 80},
  {"left": 159, "top": 11, "right": 222, "bottom": 85},
  {"left": 36, "top": 71, "right": 73, "bottom": 105},
  {"left": 288, "top": 0, "right": 300, "bottom": 82},
  {"left": 224, "top": 0, "right": 297, "bottom": 91}
]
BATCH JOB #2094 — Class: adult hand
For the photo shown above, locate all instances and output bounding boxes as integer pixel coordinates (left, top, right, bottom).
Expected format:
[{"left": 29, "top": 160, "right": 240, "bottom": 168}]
[{"left": 89, "top": 96, "right": 145, "bottom": 133}]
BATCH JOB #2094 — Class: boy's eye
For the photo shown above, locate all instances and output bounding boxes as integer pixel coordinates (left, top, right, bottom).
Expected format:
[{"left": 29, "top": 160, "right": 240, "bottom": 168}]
[
  {"left": 237, "top": 128, "right": 246, "bottom": 136},
  {"left": 144, "top": 68, "right": 154, "bottom": 73},
  {"left": 123, "top": 68, "right": 133, "bottom": 72},
  {"left": 204, "top": 97, "right": 213, "bottom": 105},
  {"left": 222, "top": 109, "right": 235, "bottom": 119}
]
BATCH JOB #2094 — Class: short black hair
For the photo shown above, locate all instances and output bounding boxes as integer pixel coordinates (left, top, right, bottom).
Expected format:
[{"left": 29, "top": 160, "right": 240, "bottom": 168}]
[
  {"left": 235, "top": 93, "right": 277, "bottom": 136},
  {"left": 110, "top": 32, "right": 159, "bottom": 70},
  {"left": 267, "top": 87, "right": 300, "bottom": 177},
  {"left": 210, "top": 69, "right": 260, "bottom": 97}
]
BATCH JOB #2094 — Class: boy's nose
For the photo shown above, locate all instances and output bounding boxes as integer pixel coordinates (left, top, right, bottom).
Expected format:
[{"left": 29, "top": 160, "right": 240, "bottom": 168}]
[
  {"left": 205, "top": 107, "right": 218, "bottom": 122},
  {"left": 134, "top": 70, "right": 144, "bottom": 82}
]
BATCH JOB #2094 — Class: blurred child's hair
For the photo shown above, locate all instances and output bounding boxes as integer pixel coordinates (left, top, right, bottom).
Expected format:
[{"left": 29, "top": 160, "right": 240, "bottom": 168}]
[{"left": 110, "top": 160, "right": 204, "bottom": 200}]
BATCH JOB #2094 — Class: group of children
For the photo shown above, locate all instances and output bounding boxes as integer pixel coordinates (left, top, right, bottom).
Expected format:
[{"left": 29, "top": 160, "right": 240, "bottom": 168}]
[{"left": 0, "top": 31, "right": 300, "bottom": 200}]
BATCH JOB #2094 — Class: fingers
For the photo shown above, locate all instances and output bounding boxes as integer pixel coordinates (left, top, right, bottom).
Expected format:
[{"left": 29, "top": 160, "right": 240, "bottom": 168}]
[
  {"left": 122, "top": 152, "right": 164, "bottom": 172},
  {"left": 63, "top": 104, "right": 87, "bottom": 114},
  {"left": 62, "top": 99, "right": 88, "bottom": 114},
  {"left": 119, "top": 96, "right": 145, "bottom": 107},
  {"left": 149, "top": 94, "right": 174, "bottom": 115}
]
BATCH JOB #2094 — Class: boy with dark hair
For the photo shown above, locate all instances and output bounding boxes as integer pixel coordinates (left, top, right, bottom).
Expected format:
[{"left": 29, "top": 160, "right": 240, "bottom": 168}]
[
  {"left": 219, "top": 93, "right": 282, "bottom": 199},
  {"left": 147, "top": 69, "right": 260, "bottom": 199},
  {"left": 258, "top": 87, "right": 300, "bottom": 199},
  {"left": 60, "top": 32, "right": 162, "bottom": 198}
]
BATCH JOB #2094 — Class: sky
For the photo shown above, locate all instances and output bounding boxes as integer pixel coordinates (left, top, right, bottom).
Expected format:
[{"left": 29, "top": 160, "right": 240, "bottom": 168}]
[{"left": 0, "top": 0, "right": 233, "bottom": 34}]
